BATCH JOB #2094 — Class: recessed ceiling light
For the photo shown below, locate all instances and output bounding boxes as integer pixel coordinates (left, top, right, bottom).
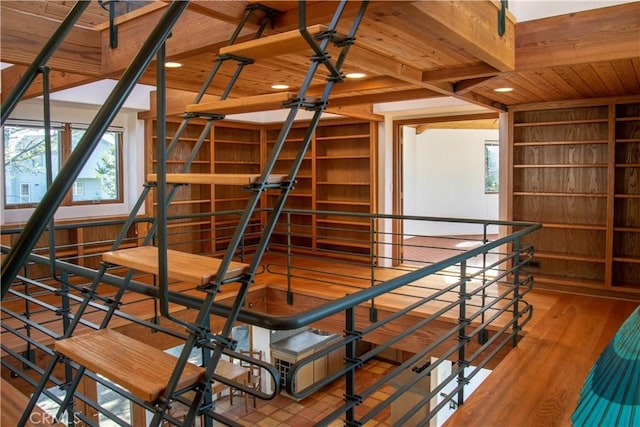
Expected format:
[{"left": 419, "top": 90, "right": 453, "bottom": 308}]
[
  {"left": 271, "top": 84, "right": 290, "bottom": 90},
  {"left": 345, "top": 72, "right": 367, "bottom": 79},
  {"left": 164, "top": 62, "right": 183, "bottom": 68},
  {"left": 494, "top": 87, "right": 514, "bottom": 93}
]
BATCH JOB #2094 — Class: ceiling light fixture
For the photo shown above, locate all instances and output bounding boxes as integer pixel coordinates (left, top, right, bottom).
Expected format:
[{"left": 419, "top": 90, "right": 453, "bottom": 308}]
[
  {"left": 164, "top": 62, "right": 183, "bottom": 68},
  {"left": 494, "top": 87, "right": 514, "bottom": 92},
  {"left": 345, "top": 72, "right": 367, "bottom": 79},
  {"left": 271, "top": 84, "right": 290, "bottom": 90}
]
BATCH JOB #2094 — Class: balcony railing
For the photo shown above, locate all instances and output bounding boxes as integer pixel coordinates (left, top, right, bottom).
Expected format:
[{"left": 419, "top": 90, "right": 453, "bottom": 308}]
[{"left": 1, "top": 209, "right": 540, "bottom": 426}]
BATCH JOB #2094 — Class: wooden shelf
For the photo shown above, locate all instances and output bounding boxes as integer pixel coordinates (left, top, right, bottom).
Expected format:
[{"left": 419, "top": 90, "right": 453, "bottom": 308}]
[
  {"left": 613, "top": 256, "right": 640, "bottom": 263},
  {"left": 316, "top": 134, "right": 370, "bottom": 141},
  {"left": 513, "top": 140, "right": 608, "bottom": 146},
  {"left": 513, "top": 192, "right": 607, "bottom": 198},
  {"left": 186, "top": 92, "right": 296, "bottom": 115},
  {"left": 219, "top": 24, "right": 328, "bottom": 59},
  {"left": 55, "top": 329, "right": 204, "bottom": 402},
  {"left": 103, "top": 246, "right": 249, "bottom": 284},
  {"left": 147, "top": 173, "right": 285, "bottom": 185},
  {"left": 316, "top": 219, "right": 370, "bottom": 227},
  {"left": 537, "top": 222, "right": 606, "bottom": 231},
  {"left": 316, "top": 200, "right": 370, "bottom": 206},
  {"left": 166, "top": 220, "right": 211, "bottom": 229},
  {"left": 514, "top": 164, "right": 608, "bottom": 168},
  {"left": 533, "top": 251, "right": 606, "bottom": 263},
  {"left": 316, "top": 238, "right": 370, "bottom": 249},
  {"left": 614, "top": 194, "right": 640, "bottom": 199},
  {"left": 514, "top": 118, "right": 608, "bottom": 127}
]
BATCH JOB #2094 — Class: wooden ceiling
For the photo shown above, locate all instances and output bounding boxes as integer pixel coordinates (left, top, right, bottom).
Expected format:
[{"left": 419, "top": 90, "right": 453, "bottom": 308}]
[{"left": 1, "top": 1, "right": 639, "bottom": 119}]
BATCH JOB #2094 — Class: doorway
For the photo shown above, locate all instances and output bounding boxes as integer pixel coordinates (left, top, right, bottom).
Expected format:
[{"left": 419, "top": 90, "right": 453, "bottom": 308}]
[{"left": 392, "top": 113, "right": 500, "bottom": 265}]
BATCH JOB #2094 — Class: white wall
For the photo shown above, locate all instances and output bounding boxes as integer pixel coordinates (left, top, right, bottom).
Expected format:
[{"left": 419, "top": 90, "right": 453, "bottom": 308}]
[
  {"left": 403, "top": 127, "right": 499, "bottom": 236},
  {"left": 1, "top": 99, "right": 146, "bottom": 224}
]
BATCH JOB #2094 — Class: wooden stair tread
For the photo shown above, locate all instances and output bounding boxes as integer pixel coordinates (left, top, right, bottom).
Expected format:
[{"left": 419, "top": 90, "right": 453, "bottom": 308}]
[
  {"left": 103, "top": 246, "right": 249, "bottom": 285},
  {"left": 147, "top": 173, "right": 287, "bottom": 185},
  {"left": 54, "top": 329, "right": 205, "bottom": 403},
  {"left": 186, "top": 92, "right": 295, "bottom": 115},
  {"left": 220, "top": 24, "right": 328, "bottom": 59},
  {"left": 1, "top": 378, "right": 55, "bottom": 426}
]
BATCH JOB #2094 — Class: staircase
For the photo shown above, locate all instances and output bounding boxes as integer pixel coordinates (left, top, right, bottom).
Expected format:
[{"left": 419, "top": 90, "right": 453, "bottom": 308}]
[{"left": 12, "top": 1, "right": 370, "bottom": 426}]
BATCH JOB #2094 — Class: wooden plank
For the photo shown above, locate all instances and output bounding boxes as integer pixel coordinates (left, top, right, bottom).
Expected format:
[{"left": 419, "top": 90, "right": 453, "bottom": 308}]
[
  {"left": 186, "top": 92, "right": 296, "bottom": 115},
  {"left": 1, "top": 65, "right": 99, "bottom": 103},
  {"left": 516, "top": 2, "right": 640, "bottom": 71},
  {"left": 409, "top": 0, "right": 515, "bottom": 72},
  {"left": 55, "top": 329, "right": 205, "bottom": 402},
  {"left": 445, "top": 294, "right": 639, "bottom": 426},
  {"left": 147, "top": 173, "right": 286, "bottom": 185},
  {"left": 102, "top": 246, "right": 249, "bottom": 284},
  {"left": 1, "top": 378, "right": 56, "bottom": 426},
  {"left": 0, "top": 6, "right": 101, "bottom": 74},
  {"left": 220, "top": 24, "right": 327, "bottom": 59}
]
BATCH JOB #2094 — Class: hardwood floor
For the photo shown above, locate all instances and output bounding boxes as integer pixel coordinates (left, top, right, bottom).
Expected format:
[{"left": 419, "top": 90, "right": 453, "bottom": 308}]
[{"left": 444, "top": 292, "right": 639, "bottom": 427}]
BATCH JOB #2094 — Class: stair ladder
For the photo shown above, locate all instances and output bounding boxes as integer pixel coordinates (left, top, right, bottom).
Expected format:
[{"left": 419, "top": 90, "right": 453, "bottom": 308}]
[{"left": 19, "top": 1, "right": 369, "bottom": 426}]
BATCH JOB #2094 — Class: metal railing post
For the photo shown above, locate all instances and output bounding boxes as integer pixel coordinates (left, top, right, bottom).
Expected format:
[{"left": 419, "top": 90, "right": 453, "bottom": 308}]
[
  {"left": 345, "top": 306, "right": 358, "bottom": 426},
  {"left": 512, "top": 237, "right": 521, "bottom": 347},
  {"left": 457, "top": 260, "right": 469, "bottom": 407}
]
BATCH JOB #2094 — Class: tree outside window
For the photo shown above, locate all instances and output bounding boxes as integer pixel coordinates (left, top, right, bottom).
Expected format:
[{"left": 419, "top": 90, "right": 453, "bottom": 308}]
[
  {"left": 3, "top": 125, "right": 61, "bottom": 206},
  {"left": 2, "top": 121, "right": 123, "bottom": 208}
]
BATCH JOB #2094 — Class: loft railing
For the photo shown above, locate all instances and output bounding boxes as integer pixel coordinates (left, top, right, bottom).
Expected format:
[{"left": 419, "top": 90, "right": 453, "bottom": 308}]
[{"left": 1, "top": 210, "right": 540, "bottom": 426}]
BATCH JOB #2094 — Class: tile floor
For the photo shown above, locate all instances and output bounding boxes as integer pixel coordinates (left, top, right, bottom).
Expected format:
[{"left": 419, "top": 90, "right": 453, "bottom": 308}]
[{"left": 212, "top": 359, "right": 396, "bottom": 426}]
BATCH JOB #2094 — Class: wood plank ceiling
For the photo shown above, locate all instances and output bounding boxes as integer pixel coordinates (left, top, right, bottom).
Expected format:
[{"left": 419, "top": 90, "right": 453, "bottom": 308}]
[{"left": 1, "top": 0, "right": 639, "bottom": 116}]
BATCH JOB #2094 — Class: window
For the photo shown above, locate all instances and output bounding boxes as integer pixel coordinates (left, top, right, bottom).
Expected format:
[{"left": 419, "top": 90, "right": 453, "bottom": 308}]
[
  {"left": 3, "top": 123, "right": 61, "bottom": 206},
  {"left": 484, "top": 141, "right": 499, "bottom": 193},
  {"left": 2, "top": 121, "right": 123, "bottom": 207},
  {"left": 71, "top": 127, "right": 122, "bottom": 203},
  {"left": 19, "top": 183, "right": 31, "bottom": 203},
  {"left": 72, "top": 181, "right": 84, "bottom": 197}
]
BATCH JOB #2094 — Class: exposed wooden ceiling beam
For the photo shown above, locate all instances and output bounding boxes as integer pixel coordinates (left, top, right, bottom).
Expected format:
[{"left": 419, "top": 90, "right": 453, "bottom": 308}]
[
  {"left": 325, "top": 104, "right": 384, "bottom": 122},
  {"left": 516, "top": 2, "right": 640, "bottom": 71},
  {"left": 423, "top": 63, "right": 500, "bottom": 83},
  {"left": 0, "top": 6, "right": 102, "bottom": 75},
  {"left": 409, "top": 1, "right": 515, "bottom": 72},
  {"left": 413, "top": 118, "right": 499, "bottom": 134},
  {"left": 329, "top": 89, "right": 442, "bottom": 108},
  {"left": 1, "top": 65, "right": 99, "bottom": 104}
]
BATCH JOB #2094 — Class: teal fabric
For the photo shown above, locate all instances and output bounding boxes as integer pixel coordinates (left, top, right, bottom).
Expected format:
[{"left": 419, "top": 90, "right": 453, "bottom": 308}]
[{"left": 572, "top": 306, "right": 640, "bottom": 426}]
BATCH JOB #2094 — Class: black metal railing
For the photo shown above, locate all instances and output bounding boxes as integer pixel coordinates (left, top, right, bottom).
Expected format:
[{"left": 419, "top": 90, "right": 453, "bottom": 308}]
[{"left": 1, "top": 210, "right": 540, "bottom": 426}]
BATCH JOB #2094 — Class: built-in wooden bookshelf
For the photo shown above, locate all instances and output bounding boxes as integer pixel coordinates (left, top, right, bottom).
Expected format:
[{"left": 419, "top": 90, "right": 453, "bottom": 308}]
[
  {"left": 146, "top": 117, "right": 377, "bottom": 258},
  {"left": 147, "top": 117, "right": 213, "bottom": 255},
  {"left": 510, "top": 97, "right": 640, "bottom": 296}
]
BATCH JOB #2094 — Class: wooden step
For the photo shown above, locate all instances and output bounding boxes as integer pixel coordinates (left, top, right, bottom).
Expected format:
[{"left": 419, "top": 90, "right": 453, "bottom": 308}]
[
  {"left": 147, "top": 173, "right": 287, "bottom": 186},
  {"left": 102, "top": 246, "right": 249, "bottom": 285},
  {"left": 54, "top": 329, "right": 205, "bottom": 403},
  {"left": 220, "top": 24, "right": 328, "bottom": 59},
  {"left": 186, "top": 92, "right": 295, "bottom": 115},
  {"left": 1, "top": 378, "right": 55, "bottom": 426}
]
